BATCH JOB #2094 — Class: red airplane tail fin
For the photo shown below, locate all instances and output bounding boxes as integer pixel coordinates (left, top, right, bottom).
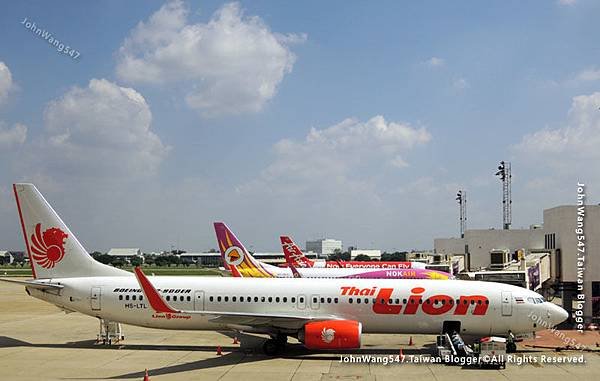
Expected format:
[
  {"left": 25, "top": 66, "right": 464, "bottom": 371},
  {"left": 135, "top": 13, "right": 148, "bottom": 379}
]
[{"left": 280, "top": 236, "right": 314, "bottom": 268}]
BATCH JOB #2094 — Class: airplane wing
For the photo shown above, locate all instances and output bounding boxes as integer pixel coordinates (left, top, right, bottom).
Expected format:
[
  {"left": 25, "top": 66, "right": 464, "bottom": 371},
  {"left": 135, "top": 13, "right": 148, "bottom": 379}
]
[
  {"left": 133, "top": 267, "right": 338, "bottom": 330},
  {"left": 0, "top": 278, "right": 64, "bottom": 290}
]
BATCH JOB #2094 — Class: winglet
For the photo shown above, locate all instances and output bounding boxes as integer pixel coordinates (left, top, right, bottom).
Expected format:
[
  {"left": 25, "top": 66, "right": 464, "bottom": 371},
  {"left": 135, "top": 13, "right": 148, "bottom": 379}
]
[{"left": 133, "top": 267, "right": 178, "bottom": 313}]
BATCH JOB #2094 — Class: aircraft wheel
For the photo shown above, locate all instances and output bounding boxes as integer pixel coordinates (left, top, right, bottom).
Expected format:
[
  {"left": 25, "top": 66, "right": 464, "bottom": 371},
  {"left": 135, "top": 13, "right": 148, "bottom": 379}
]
[
  {"left": 263, "top": 339, "right": 281, "bottom": 356},
  {"left": 276, "top": 334, "right": 287, "bottom": 347},
  {"left": 506, "top": 342, "right": 517, "bottom": 353}
]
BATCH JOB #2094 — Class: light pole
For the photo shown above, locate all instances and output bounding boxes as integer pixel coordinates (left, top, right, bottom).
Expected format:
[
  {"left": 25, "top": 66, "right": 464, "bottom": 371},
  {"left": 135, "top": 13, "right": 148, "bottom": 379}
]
[
  {"left": 495, "top": 161, "right": 512, "bottom": 230},
  {"left": 456, "top": 190, "right": 466, "bottom": 238}
]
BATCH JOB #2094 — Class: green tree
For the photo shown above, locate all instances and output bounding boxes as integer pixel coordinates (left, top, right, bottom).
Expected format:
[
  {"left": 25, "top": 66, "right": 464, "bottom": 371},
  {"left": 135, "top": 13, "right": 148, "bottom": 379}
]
[
  {"left": 354, "top": 254, "right": 371, "bottom": 261},
  {"left": 111, "top": 259, "right": 125, "bottom": 267},
  {"left": 130, "top": 257, "right": 143, "bottom": 267},
  {"left": 144, "top": 255, "right": 155, "bottom": 266},
  {"left": 327, "top": 251, "right": 351, "bottom": 261},
  {"left": 92, "top": 253, "right": 113, "bottom": 265}
]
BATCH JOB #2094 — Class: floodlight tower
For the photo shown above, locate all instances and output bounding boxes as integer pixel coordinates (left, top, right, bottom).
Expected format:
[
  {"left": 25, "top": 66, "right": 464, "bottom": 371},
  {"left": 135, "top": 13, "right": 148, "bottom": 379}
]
[
  {"left": 495, "top": 161, "right": 512, "bottom": 230},
  {"left": 456, "top": 190, "right": 467, "bottom": 238}
]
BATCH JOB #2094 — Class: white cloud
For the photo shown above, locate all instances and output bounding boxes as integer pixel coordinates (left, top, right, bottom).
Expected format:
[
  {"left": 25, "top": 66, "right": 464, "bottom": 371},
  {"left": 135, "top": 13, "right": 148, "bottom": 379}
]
[
  {"left": 390, "top": 155, "right": 409, "bottom": 168},
  {"left": 0, "top": 122, "right": 27, "bottom": 147},
  {"left": 32, "top": 78, "right": 169, "bottom": 183},
  {"left": 0, "top": 62, "right": 27, "bottom": 154},
  {"left": 514, "top": 92, "right": 600, "bottom": 203},
  {"left": 244, "top": 115, "right": 431, "bottom": 197},
  {"left": 516, "top": 92, "right": 600, "bottom": 158},
  {"left": 0, "top": 61, "right": 13, "bottom": 104},
  {"left": 425, "top": 57, "right": 445, "bottom": 68},
  {"left": 453, "top": 77, "right": 469, "bottom": 90},
  {"left": 116, "top": 1, "right": 304, "bottom": 116},
  {"left": 574, "top": 67, "right": 600, "bottom": 82}
]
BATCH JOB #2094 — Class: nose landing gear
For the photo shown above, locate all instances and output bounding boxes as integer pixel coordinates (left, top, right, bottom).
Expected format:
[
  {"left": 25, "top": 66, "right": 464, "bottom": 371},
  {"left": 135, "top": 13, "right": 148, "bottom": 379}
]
[{"left": 506, "top": 330, "right": 517, "bottom": 353}]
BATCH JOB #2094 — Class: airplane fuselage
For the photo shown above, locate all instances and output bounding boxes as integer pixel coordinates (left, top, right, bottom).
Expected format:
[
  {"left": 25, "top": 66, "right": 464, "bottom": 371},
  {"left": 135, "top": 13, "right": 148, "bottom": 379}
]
[{"left": 29, "top": 276, "right": 564, "bottom": 337}]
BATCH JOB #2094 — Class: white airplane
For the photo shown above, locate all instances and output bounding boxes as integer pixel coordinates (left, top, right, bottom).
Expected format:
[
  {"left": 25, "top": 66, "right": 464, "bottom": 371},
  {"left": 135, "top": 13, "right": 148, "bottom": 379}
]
[
  {"left": 1, "top": 184, "right": 568, "bottom": 355},
  {"left": 215, "top": 222, "right": 453, "bottom": 280}
]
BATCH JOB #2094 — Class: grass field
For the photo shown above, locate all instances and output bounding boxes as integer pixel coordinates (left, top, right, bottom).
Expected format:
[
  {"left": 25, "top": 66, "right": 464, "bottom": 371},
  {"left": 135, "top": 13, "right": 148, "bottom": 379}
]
[{"left": 0, "top": 266, "right": 225, "bottom": 277}]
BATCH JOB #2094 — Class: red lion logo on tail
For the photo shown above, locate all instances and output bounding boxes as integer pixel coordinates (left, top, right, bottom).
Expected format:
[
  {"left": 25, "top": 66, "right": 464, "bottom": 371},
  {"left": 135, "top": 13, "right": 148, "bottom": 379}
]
[{"left": 30, "top": 223, "right": 68, "bottom": 269}]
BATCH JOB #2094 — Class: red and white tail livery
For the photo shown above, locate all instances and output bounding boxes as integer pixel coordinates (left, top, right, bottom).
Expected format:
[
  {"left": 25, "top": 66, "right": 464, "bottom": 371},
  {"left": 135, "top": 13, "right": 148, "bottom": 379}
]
[
  {"left": 13, "top": 184, "right": 130, "bottom": 279},
  {"left": 281, "top": 236, "right": 314, "bottom": 268}
]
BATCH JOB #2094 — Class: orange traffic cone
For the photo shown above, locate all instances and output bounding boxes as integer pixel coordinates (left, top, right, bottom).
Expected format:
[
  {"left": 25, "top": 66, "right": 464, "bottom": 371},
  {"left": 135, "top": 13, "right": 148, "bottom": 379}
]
[
  {"left": 399, "top": 348, "right": 405, "bottom": 362},
  {"left": 143, "top": 368, "right": 150, "bottom": 381},
  {"left": 408, "top": 336, "right": 413, "bottom": 346},
  {"left": 216, "top": 345, "right": 223, "bottom": 355},
  {"left": 233, "top": 336, "right": 239, "bottom": 344}
]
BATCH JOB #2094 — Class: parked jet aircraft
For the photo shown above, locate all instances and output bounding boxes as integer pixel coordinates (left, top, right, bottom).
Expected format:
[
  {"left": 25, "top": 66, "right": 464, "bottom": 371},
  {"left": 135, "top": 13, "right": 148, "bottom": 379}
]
[
  {"left": 1, "top": 184, "right": 568, "bottom": 355},
  {"left": 215, "top": 223, "right": 452, "bottom": 280},
  {"left": 281, "top": 235, "right": 428, "bottom": 269}
]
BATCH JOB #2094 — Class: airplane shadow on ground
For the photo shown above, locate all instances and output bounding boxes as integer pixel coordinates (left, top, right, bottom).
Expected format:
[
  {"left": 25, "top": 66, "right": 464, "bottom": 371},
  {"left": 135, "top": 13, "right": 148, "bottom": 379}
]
[{"left": 0, "top": 333, "right": 429, "bottom": 379}]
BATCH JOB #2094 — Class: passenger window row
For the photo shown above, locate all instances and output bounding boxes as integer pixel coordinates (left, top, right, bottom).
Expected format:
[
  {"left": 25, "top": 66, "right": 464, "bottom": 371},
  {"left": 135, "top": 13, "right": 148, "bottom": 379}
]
[
  {"left": 208, "top": 296, "right": 297, "bottom": 303},
  {"left": 346, "top": 297, "right": 489, "bottom": 306},
  {"left": 165, "top": 295, "right": 192, "bottom": 302},
  {"left": 118, "top": 294, "right": 144, "bottom": 301},
  {"left": 203, "top": 295, "right": 489, "bottom": 307},
  {"left": 117, "top": 294, "right": 192, "bottom": 302}
]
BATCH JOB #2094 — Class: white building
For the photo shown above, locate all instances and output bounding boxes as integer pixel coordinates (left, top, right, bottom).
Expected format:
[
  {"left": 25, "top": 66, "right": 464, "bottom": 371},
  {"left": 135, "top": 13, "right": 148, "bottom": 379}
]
[
  {"left": 350, "top": 249, "right": 381, "bottom": 260},
  {"left": 306, "top": 239, "right": 342, "bottom": 257},
  {"left": 107, "top": 248, "right": 143, "bottom": 263},
  {"left": 0, "top": 251, "right": 13, "bottom": 264},
  {"left": 435, "top": 204, "right": 600, "bottom": 325},
  {"left": 178, "top": 252, "right": 221, "bottom": 267},
  {"left": 435, "top": 228, "right": 545, "bottom": 271},
  {"left": 543, "top": 205, "right": 600, "bottom": 325}
]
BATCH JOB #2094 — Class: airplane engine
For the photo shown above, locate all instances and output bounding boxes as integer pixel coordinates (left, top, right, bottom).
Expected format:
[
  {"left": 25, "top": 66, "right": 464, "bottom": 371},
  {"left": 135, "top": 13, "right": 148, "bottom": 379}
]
[{"left": 300, "top": 320, "right": 362, "bottom": 349}]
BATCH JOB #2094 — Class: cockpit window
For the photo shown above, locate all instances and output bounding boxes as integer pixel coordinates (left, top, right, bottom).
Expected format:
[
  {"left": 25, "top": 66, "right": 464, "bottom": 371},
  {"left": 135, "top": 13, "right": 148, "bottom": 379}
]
[{"left": 527, "top": 297, "right": 545, "bottom": 304}]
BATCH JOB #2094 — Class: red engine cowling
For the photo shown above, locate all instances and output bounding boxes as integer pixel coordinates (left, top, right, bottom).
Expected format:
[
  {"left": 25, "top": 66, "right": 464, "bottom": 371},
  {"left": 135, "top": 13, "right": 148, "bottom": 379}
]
[{"left": 301, "top": 320, "right": 362, "bottom": 350}]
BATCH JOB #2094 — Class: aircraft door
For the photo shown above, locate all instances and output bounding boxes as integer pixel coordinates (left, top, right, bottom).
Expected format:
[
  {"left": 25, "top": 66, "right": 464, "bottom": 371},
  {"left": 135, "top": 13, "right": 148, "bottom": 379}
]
[
  {"left": 194, "top": 290, "right": 205, "bottom": 311},
  {"left": 91, "top": 286, "right": 101, "bottom": 311},
  {"left": 501, "top": 291, "right": 512, "bottom": 316}
]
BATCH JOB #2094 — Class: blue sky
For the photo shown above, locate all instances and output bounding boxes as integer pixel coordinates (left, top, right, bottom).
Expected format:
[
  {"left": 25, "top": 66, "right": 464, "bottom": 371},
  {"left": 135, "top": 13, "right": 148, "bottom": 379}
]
[{"left": 1, "top": 0, "right": 599, "bottom": 253}]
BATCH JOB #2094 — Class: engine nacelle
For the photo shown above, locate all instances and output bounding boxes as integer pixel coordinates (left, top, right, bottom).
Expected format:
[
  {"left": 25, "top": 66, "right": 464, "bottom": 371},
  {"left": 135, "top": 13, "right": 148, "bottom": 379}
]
[{"left": 300, "top": 320, "right": 362, "bottom": 350}]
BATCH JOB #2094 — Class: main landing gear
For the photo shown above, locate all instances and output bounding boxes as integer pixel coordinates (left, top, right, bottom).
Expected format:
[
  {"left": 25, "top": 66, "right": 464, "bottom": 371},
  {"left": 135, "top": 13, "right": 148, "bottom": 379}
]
[
  {"left": 96, "top": 319, "right": 124, "bottom": 345},
  {"left": 263, "top": 334, "right": 287, "bottom": 356}
]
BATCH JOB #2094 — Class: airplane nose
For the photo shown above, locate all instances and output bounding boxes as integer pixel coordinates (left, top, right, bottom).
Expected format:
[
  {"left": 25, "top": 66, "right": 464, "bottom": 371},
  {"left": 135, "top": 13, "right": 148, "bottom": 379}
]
[{"left": 549, "top": 304, "right": 569, "bottom": 325}]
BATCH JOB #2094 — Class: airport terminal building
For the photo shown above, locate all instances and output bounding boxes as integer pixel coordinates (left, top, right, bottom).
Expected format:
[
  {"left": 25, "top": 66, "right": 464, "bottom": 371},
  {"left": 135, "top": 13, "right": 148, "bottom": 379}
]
[
  {"left": 435, "top": 204, "right": 599, "bottom": 326},
  {"left": 306, "top": 239, "right": 343, "bottom": 257}
]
